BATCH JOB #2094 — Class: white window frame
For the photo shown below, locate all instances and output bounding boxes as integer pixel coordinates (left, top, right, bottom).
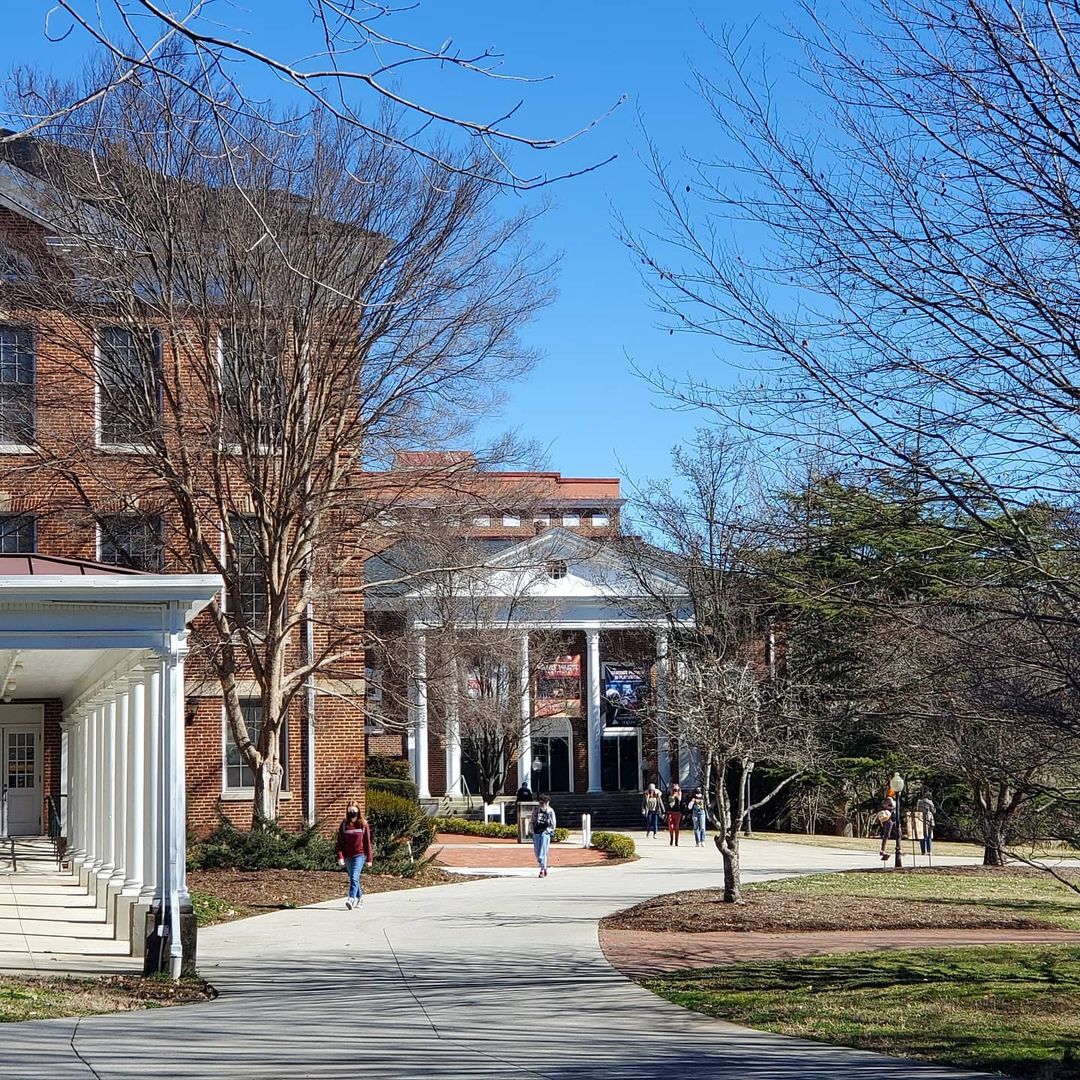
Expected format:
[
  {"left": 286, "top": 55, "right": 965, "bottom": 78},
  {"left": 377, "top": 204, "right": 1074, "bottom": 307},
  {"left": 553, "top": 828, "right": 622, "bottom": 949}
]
[
  {"left": 502, "top": 514, "right": 521, "bottom": 528},
  {"left": 561, "top": 513, "right": 580, "bottom": 527},
  {"left": 0, "top": 324, "right": 35, "bottom": 454},
  {"left": 590, "top": 513, "right": 610, "bottom": 528},
  {"left": 95, "top": 513, "right": 165, "bottom": 572},
  {"left": 220, "top": 698, "right": 291, "bottom": 800},
  {"left": 472, "top": 515, "right": 491, "bottom": 528},
  {"left": 94, "top": 326, "right": 161, "bottom": 454}
]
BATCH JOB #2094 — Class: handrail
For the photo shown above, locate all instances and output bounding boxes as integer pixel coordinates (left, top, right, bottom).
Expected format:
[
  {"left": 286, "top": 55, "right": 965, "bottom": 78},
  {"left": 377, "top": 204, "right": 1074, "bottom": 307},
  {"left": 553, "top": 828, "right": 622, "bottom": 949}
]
[{"left": 45, "top": 794, "right": 67, "bottom": 870}]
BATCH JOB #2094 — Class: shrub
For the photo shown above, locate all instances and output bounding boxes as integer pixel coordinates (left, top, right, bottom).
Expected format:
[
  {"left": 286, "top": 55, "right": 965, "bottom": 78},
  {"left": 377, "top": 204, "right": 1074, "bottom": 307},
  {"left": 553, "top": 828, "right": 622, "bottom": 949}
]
[
  {"left": 435, "top": 817, "right": 568, "bottom": 843},
  {"left": 591, "top": 831, "right": 636, "bottom": 859},
  {"left": 369, "top": 776, "right": 419, "bottom": 802},
  {"left": 367, "top": 755, "right": 413, "bottom": 782},
  {"left": 367, "top": 788, "right": 434, "bottom": 860},
  {"left": 188, "top": 819, "right": 336, "bottom": 871}
]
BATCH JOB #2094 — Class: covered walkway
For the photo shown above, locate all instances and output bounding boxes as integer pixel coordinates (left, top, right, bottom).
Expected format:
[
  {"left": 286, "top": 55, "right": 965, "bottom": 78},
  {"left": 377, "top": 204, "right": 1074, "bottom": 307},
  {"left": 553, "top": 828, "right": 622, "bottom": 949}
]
[{"left": 0, "top": 556, "right": 220, "bottom": 976}]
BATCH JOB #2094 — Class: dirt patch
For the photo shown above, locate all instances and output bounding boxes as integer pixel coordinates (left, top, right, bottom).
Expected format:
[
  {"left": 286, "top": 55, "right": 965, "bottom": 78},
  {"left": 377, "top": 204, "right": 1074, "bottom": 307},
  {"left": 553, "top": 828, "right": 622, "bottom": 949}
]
[
  {"left": 0, "top": 974, "right": 213, "bottom": 1022},
  {"left": 189, "top": 864, "right": 468, "bottom": 925},
  {"left": 601, "top": 866, "right": 1073, "bottom": 935}
]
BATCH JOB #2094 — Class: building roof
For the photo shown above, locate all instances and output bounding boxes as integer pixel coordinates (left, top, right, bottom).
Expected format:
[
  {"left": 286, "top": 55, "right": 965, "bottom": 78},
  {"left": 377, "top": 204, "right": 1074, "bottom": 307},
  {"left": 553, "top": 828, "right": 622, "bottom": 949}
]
[{"left": 0, "top": 554, "right": 146, "bottom": 576}]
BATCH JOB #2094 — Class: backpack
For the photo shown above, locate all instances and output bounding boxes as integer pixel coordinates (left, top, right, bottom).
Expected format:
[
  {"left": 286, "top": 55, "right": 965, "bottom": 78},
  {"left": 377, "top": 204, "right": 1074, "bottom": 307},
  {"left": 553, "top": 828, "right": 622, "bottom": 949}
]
[{"left": 534, "top": 809, "right": 552, "bottom": 832}]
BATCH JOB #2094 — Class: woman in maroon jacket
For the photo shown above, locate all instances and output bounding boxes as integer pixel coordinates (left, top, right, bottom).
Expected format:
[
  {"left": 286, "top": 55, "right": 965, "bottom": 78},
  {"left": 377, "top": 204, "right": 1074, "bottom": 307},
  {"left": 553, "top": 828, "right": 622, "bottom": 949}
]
[{"left": 336, "top": 804, "right": 373, "bottom": 910}]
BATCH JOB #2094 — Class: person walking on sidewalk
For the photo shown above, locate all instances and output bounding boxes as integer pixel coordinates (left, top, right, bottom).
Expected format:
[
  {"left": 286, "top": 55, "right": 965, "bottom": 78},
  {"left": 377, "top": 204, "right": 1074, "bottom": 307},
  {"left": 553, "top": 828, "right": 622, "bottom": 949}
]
[
  {"left": 336, "top": 803, "right": 374, "bottom": 909},
  {"left": 687, "top": 787, "right": 708, "bottom": 847},
  {"left": 642, "top": 784, "right": 665, "bottom": 838},
  {"left": 916, "top": 792, "right": 937, "bottom": 855},
  {"left": 666, "top": 783, "right": 686, "bottom": 846},
  {"left": 531, "top": 794, "right": 557, "bottom": 877}
]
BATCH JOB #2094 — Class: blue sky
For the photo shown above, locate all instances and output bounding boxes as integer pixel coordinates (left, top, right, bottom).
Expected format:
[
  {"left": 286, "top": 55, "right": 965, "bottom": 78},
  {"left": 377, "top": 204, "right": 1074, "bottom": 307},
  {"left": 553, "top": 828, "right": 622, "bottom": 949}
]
[{"left": 6, "top": 1, "right": 806, "bottom": 487}]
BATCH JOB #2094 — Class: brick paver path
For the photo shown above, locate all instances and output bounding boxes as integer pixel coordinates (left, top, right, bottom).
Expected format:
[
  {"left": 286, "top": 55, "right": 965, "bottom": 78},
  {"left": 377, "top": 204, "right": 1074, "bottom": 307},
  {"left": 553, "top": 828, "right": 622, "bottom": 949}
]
[
  {"left": 433, "top": 835, "right": 608, "bottom": 868},
  {"left": 600, "top": 926, "right": 1080, "bottom": 979}
]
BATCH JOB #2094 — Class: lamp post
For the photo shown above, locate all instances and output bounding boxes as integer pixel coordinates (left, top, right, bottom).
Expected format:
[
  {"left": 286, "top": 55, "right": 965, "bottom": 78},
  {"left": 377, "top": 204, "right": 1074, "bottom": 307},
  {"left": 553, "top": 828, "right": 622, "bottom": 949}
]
[{"left": 890, "top": 772, "right": 905, "bottom": 868}]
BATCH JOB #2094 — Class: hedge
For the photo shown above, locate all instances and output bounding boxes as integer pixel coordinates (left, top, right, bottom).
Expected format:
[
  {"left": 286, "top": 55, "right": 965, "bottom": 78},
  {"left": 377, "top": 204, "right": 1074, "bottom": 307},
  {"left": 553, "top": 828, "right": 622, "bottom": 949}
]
[
  {"left": 436, "top": 816, "right": 569, "bottom": 843},
  {"left": 188, "top": 820, "right": 336, "bottom": 871},
  {"left": 368, "top": 776, "right": 419, "bottom": 802},
  {"left": 368, "top": 788, "right": 435, "bottom": 860},
  {"left": 590, "top": 831, "right": 636, "bottom": 859},
  {"left": 366, "top": 755, "right": 414, "bottom": 782}
]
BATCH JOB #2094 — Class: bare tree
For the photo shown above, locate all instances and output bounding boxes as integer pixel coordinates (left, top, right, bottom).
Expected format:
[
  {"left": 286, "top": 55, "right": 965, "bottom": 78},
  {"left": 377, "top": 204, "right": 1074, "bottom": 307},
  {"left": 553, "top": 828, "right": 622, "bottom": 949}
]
[
  {"left": 624, "top": 431, "right": 825, "bottom": 901},
  {"left": 10, "top": 1, "right": 623, "bottom": 189},
  {"left": 3, "top": 60, "right": 550, "bottom": 826}
]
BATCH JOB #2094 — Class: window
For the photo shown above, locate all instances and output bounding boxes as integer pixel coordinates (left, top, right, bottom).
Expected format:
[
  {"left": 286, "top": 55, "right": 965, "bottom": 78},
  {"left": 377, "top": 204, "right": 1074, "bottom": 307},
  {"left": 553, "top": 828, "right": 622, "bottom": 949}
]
[
  {"left": 546, "top": 559, "right": 568, "bottom": 581},
  {"left": 0, "top": 514, "right": 34, "bottom": 554},
  {"left": 228, "top": 515, "right": 267, "bottom": 629},
  {"left": 590, "top": 513, "right": 610, "bottom": 528},
  {"left": 224, "top": 698, "right": 288, "bottom": 790},
  {"left": 502, "top": 514, "right": 521, "bottom": 528},
  {"left": 220, "top": 327, "right": 285, "bottom": 446},
  {"left": 561, "top": 513, "right": 580, "bottom": 527},
  {"left": 0, "top": 326, "right": 34, "bottom": 445},
  {"left": 98, "top": 514, "right": 164, "bottom": 572},
  {"left": 97, "top": 326, "right": 162, "bottom": 446},
  {"left": 533, "top": 515, "right": 551, "bottom": 528},
  {"left": 472, "top": 515, "right": 491, "bottom": 528}
]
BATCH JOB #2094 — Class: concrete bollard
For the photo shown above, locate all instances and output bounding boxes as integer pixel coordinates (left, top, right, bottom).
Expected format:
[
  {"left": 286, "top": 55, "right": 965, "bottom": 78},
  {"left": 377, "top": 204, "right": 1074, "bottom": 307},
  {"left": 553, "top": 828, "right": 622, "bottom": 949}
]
[{"left": 581, "top": 813, "right": 592, "bottom": 848}]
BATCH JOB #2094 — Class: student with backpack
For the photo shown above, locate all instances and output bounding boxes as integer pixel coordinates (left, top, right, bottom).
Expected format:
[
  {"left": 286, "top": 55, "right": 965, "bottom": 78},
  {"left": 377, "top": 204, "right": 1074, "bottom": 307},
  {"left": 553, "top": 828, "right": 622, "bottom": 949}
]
[{"left": 530, "top": 795, "right": 557, "bottom": 877}]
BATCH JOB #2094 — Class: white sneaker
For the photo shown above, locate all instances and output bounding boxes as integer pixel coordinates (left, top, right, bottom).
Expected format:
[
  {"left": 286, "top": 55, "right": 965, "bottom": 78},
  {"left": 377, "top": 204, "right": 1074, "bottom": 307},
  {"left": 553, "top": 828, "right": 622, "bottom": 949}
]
[
  {"left": 356, "top": 896, "right": 364, "bottom": 908},
  {"left": 345, "top": 898, "right": 354, "bottom": 910}
]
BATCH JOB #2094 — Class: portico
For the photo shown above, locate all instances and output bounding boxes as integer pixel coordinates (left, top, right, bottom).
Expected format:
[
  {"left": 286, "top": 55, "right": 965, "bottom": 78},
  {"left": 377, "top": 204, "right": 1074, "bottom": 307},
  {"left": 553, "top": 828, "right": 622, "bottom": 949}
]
[
  {"left": 0, "top": 556, "right": 220, "bottom": 977},
  {"left": 367, "top": 529, "right": 691, "bottom": 806}
]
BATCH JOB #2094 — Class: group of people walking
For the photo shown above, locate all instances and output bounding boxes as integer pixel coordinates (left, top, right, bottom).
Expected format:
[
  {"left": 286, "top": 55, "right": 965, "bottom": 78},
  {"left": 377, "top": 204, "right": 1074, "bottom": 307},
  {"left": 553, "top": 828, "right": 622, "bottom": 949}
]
[{"left": 642, "top": 783, "right": 709, "bottom": 847}]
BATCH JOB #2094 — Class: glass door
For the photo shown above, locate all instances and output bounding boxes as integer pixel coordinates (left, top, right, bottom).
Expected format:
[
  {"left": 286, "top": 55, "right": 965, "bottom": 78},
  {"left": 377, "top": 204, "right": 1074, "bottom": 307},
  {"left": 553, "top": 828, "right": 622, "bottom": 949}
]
[{"left": 600, "top": 731, "right": 641, "bottom": 791}]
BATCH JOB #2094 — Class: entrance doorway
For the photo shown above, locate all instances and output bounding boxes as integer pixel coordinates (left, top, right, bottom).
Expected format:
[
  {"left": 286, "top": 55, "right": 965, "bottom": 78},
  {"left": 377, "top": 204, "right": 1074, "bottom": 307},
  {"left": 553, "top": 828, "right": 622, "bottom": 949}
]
[
  {"left": 0, "top": 705, "right": 42, "bottom": 836},
  {"left": 531, "top": 720, "right": 572, "bottom": 793},
  {"left": 601, "top": 729, "right": 641, "bottom": 792}
]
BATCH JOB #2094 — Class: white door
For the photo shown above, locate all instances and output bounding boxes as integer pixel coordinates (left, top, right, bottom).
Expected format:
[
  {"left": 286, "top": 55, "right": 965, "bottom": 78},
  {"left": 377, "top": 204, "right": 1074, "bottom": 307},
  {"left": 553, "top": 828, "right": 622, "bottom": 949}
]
[{"left": 1, "top": 713, "right": 42, "bottom": 836}]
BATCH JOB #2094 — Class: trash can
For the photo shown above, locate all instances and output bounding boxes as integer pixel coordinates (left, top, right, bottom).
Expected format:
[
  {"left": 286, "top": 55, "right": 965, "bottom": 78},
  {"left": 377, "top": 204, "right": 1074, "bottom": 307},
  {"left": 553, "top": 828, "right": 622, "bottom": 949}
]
[{"left": 517, "top": 801, "right": 538, "bottom": 843}]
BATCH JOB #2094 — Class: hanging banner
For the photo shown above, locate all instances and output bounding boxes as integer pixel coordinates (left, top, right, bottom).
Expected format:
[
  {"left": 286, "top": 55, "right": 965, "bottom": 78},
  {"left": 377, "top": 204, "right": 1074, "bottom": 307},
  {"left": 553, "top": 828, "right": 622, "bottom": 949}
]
[
  {"left": 535, "top": 654, "right": 582, "bottom": 717},
  {"left": 602, "top": 662, "right": 647, "bottom": 726}
]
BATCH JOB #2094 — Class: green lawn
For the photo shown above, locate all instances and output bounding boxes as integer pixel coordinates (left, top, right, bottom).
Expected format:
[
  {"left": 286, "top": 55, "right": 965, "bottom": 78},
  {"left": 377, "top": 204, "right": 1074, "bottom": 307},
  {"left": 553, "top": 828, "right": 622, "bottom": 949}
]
[
  {"left": 750, "top": 831, "right": 1080, "bottom": 861},
  {"left": 647, "top": 945, "right": 1080, "bottom": 1079},
  {"left": 749, "top": 867, "right": 1080, "bottom": 930},
  {"left": 0, "top": 975, "right": 211, "bottom": 1021}
]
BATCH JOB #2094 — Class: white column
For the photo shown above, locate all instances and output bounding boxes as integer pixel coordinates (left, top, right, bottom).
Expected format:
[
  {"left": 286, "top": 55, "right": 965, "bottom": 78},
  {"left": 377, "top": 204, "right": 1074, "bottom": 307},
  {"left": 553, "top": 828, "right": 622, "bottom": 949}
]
[
  {"left": 95, "top": 699, "right": 110, "bottom": 876},
  {"left": 96, "top": 695, "right": 116, "bottom": 889},
  {"left": 158, "top": 607, "right": 190, "bottom": 979},
  {"left": 678, "top": 737, "right": 693, "bottom": 787},
  {"left": 586, "top": 628, "right": 602, "bottom": 794},
  {"left": 517, "top": 633, "right": 532, "bottom": 788},
  {"left": 140, "top": 669, "right": 161, "bottom": 907},
  {"left": 65, "top": 720, "right": 82, "bottom": 864},
  {"left": 123, "top": 674, "right": 146, "bottom": 897},
  {"left": 412, "top": 631, "right": 429, "bottom": 799},
  {"left": 109, "top": 686, "right": 129, "bottom": 891},
  {"left": 445, "top": 659, "right": 461, "bottom": 797},
  {"left": 84, "top": 707, "right": 100, "bottom": 874},
  {"left": 655, "top": 628, "right": 672, "bottom": 787}
]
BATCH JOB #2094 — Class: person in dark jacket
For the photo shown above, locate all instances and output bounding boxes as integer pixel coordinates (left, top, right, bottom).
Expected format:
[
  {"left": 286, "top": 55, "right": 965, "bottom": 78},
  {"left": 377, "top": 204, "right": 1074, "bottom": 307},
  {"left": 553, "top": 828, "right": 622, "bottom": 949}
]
[
  {"left": 336, "top": 804, "right": 373, "bottom": 909},
  {"left": 666, "top": 783, "right": 686, "bottom": 846}
]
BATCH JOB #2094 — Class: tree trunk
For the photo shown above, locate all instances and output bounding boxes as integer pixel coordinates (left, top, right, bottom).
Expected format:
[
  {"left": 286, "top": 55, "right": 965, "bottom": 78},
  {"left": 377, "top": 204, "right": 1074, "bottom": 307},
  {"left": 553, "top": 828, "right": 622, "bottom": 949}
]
[
  {"left": 981, "top": 823, "right": 1008, "bottom": 866},
  {"left": 253, "top": 755, "right": 283, "bottom": 829},
  {"left": 715, "top": 831, "right": 742, "bottom": 903}
]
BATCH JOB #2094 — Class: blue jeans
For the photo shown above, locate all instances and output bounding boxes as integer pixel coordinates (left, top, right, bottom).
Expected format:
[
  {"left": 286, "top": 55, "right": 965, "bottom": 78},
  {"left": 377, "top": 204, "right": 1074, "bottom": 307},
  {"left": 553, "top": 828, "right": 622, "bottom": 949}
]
[
  {"left": 692, "top": 809, "right": 706, "bottom": 844},
  {"left": 533, "top": 831, "right": 551, "bottom": 870},
  {"left": 920, "top": 836, "right": 933, "bottom": 854},
  {"left": 645, "top": 810, "right": 661, "bottom": 835},
  {"left": 346, "top": 854, "right": 367, "bottom": 899}
]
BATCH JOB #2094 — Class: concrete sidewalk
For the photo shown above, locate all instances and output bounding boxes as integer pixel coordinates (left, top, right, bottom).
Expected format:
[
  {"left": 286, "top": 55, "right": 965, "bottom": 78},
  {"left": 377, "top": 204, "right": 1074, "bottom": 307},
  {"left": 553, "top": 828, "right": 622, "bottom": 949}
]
[{"left": 0, "top": 837, "right": 998, "bottom": 1079}]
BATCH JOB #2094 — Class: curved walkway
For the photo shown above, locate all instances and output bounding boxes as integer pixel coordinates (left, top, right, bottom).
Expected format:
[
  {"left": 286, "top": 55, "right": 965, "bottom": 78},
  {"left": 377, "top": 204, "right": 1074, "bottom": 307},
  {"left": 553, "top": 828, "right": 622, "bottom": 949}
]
[{"left": 0, "top": 836, "right": 999, "bottom": 1079}]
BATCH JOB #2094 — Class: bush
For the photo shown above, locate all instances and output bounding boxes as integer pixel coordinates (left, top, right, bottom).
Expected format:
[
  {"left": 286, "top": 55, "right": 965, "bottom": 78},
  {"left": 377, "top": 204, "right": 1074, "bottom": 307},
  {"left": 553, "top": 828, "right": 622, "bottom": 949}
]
[
  {"left": 367, "top": 755, "right": 413, "bottom": 782},
  {"left": 435, "top": 817, "right": 568, "bottom": 843},
  {"left": 188, "top": 819, "right": 336, "bottom": 871},
  {"left": 369, "top": 776, "right": 419, "bottom": 802},
  {"left": 367, "top": 788, "right": 434, "bottom": 860},
  {"left": 591, "top": 831, "right": 636, "bottom": 859}
]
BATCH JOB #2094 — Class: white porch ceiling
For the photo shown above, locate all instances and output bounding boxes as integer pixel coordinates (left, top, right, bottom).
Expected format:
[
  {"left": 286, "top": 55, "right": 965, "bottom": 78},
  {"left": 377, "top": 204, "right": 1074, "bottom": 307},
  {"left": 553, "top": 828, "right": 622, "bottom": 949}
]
[{"left": 0, "top": 648, "right": 125, "bottom": 702}]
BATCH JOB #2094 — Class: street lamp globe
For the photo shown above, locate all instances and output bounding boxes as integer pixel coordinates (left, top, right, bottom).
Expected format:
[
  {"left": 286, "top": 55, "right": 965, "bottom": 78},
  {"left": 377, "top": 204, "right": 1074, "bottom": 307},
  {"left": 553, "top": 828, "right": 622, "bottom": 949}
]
[{"left": 891, "top": 772, "right": 905, "bottom": 794}]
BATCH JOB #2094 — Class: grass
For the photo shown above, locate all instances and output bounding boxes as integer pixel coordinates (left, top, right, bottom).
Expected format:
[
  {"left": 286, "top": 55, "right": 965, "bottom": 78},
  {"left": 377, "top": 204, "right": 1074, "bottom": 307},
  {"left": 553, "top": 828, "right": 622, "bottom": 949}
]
[
  {"left": 751, "top": 866, "right": 1080, "bottom": 931},
  {"left": 752, "top": 830, "right": 1080, "bottom": 860},
  {"left": 0, "top": 974, "right": 213, "bottom": 1022},
  {"left": 646, "top": 945, "right": 1080, "bottom": 1079}
]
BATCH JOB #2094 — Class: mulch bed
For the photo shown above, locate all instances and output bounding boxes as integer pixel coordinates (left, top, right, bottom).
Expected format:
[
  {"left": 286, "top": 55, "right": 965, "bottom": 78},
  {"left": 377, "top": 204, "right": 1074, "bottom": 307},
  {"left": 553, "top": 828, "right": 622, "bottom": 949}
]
[
  {"left": 190, "top": 864, "right": 467, "bottom": 924},
  {"left": 0, "top": 974, "right": 214, "bottom": 1021},
  {"left": 601, "top": 866, "right": 1076, "bottom": 935}
]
